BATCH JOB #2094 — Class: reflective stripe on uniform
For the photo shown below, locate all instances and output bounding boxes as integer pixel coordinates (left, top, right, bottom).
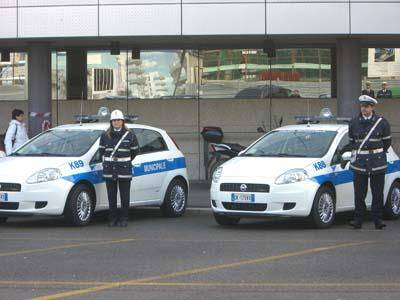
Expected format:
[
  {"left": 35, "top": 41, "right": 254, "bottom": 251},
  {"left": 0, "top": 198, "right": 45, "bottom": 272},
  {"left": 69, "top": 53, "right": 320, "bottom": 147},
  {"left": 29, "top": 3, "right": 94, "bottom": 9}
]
[
  {"left": 382, "top": 135, "right": 391, "bottom": 140},
  {"left": 350, "top": 165, "right": 367, "bottom": 172},
  {"left": 118, "top": 175, "right": 132, "bottom": 178},
  {"left": 372, "top": 165, "right": 387, "bottom": 171},
  {"left": 104, "top": 157, "right": 131, "bottom": 162},
  {"left": 368, "top": 138, "right": 382, "bottom": 142}
]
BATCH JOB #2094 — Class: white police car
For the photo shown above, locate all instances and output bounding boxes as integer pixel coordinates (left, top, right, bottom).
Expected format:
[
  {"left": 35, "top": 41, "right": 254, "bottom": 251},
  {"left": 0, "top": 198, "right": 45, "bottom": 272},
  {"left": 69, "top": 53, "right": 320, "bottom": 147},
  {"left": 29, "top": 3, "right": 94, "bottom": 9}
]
[
  {"left": 211, "top": 121, "right": 400, "bottom": 228},
  {"left": 0, "top": 123, "right": 189, "bottom": 226}
]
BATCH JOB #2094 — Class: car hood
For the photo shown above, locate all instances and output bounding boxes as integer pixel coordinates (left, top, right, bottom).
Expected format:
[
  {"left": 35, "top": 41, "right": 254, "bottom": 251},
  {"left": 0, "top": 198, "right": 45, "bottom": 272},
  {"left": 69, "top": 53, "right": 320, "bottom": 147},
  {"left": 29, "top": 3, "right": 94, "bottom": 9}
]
[
  {"left": 0, "top": 157, "right": 71, "bottom": 182},
  {"left": 220, "top": 156, "right": 317, "bottom": 179}
]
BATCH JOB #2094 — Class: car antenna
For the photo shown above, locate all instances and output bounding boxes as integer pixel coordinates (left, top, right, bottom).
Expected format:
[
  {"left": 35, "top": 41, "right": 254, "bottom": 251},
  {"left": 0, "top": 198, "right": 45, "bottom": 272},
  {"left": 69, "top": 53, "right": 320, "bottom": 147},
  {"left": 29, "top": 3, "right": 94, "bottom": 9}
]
[{"left": 79, "top": 91, "right": 84, "bottom": 126}]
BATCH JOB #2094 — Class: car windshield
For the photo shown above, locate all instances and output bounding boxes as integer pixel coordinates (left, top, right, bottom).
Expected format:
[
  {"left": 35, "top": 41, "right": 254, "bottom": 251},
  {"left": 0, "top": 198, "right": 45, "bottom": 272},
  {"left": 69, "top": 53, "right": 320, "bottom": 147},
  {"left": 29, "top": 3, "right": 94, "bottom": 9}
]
[
  {"left": 242, "top": 130, "right": 337, "bottom": 158},
  {"left": 13, "top": 129, "right": 103, "bottom": 157}
]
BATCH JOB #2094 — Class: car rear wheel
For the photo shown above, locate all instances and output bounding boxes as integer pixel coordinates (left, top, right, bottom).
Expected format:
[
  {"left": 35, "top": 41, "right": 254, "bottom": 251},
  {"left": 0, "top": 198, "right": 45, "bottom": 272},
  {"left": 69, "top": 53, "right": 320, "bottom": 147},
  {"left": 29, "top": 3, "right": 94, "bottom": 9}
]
[
  {"left": 384, "top": 181, "right": 400, "bottom": 220},
  {"left": 161, "top": 178, "right": 187, "bottom": 217},
  {"left": 64, "top": 184, "right": 94, "bottom": 226},
  {"left": 213, "top": 213, "right": 240, "bottom": 226},
  {"left": 309, "top": 186, "right": 335, "bottom": 229}
]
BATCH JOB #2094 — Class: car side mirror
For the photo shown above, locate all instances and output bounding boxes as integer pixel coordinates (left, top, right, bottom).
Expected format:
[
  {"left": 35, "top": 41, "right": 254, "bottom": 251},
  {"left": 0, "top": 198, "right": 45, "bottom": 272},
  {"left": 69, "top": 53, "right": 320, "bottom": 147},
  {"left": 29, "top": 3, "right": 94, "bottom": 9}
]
[
  {"left": 341, "top": 151, "right": 352, "bottom": 161},
  {"left": 340, "top": 151, "right": 352, "bottom": 169}
]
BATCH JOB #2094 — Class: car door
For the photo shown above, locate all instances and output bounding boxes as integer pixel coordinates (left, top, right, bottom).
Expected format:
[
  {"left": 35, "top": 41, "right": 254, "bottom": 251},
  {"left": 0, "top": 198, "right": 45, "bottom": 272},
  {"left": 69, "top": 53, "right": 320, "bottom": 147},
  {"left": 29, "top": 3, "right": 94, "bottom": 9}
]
[
  {"left": 89, "top": 148, "right": 109, "bottom": 209},
  {"left": 330, "top": 133, "right": 354, "bottom": 210},
  {"left": 131, "top": 128, "right": 170, "bottom": 203}
]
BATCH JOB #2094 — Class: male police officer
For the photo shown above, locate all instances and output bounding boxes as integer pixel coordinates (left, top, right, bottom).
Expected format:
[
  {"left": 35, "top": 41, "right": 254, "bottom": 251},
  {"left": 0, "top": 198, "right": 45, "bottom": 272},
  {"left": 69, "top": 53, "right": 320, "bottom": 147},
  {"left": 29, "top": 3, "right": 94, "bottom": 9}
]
[
  {"left": 376, "top": 82, "right": 393, "bottom": 99},
  {"left": 348, "top": 95, "right": 391, "bottom": 229}
]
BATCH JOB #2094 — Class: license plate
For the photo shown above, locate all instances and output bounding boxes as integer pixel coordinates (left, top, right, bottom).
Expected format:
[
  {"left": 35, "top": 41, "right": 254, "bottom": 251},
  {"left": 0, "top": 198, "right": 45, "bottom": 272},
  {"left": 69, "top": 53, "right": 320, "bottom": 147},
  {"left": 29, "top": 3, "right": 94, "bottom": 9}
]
[
  {"left": 231, "top": 193, "right": 255, "bottom": 202},
  {"left": 0, "top": 193, "right": 8, "bottom": 202}
]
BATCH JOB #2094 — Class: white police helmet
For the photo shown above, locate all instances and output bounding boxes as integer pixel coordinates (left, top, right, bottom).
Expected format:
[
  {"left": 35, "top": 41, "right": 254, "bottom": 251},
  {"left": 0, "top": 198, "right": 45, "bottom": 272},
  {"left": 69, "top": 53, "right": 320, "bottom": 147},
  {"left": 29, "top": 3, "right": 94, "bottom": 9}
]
[
  {"left": 110, "top": 109, "right": 124, "bottom": 121},
  {"left": 359, "top": 95, "right": 378, "bottom": 105}
]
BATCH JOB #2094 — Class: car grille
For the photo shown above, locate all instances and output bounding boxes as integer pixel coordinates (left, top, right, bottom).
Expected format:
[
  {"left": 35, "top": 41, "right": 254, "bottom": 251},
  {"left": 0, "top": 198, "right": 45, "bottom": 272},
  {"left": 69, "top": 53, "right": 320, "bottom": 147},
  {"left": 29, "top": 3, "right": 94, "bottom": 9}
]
[
  {"left": 0, "top": 183, "right": 21, "bottom": 192},
  {"left": 220, "top": 183, "right": 270, "bottom": 193},
  {"left": 222, "top": 202, "right": 267, "bottom": 212},
  {"left": 0, "top": 202, "right": 19, "bottom": 210}
]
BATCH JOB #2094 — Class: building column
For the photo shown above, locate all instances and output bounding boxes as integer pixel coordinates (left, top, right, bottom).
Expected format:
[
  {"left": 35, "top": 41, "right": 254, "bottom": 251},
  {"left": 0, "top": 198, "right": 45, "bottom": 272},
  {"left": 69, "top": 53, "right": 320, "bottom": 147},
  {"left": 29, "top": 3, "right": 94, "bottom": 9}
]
[
  {"left": 67, "top": 49, "right": 87, "bottom": 100},
  {"left": 28, "top": 43, "right": 52, "bottom": 137},
  {"left": 336, "top": 39, "right": 362, "bottom": 118}
]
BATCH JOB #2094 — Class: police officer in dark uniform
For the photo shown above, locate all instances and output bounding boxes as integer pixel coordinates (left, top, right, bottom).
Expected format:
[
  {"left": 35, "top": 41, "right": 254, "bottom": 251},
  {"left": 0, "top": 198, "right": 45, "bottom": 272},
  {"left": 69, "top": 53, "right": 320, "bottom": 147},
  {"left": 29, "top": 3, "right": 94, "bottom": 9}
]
[
  {"left": 348, "top": 95, "right": 391, "bottom": 229},
  {"left": 376, "top": 82, "right": 393, "bottom": 99},
  {"left": 99, "top": 109, "right": 139, "bottom": 227},
  {"left": 361, "top": 81, "right": 374, "bottom": 98}
]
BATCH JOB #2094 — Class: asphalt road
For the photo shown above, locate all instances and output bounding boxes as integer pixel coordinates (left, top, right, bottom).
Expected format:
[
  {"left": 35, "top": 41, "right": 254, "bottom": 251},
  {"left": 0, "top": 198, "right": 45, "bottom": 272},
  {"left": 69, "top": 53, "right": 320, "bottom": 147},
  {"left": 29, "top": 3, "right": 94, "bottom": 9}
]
[{"left": 0, "top": 184, "right": 399, "bottom": 300}]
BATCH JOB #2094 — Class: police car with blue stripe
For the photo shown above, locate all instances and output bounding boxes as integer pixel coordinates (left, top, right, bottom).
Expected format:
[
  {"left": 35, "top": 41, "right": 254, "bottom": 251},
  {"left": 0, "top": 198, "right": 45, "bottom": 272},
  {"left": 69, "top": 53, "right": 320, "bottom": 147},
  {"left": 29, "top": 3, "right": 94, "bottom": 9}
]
[
  {"left": 0, "top": 121, "right": 189, "bottom": 226},
  {"left": 211, "top": 110, "right": 400, "bottom": 228}
]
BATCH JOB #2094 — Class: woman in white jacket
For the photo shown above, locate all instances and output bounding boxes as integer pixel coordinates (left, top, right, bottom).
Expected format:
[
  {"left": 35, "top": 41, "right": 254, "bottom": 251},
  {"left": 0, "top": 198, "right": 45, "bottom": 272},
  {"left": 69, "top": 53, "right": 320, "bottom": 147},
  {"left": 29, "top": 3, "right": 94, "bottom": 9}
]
[{"left": 4, "top": 109, "right": 29, "bottom": 155}]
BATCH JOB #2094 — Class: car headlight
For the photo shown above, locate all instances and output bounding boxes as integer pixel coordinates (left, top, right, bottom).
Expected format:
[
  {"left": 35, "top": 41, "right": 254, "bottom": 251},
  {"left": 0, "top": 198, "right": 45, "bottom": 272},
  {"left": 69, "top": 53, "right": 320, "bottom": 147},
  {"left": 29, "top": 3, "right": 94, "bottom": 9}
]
[
  {"left": 212, "top": 167, "right": 223, "bottom": 183},
  {"left": 27, "top": 168, "right": 62, "bottom": 184},
  {"left": 275, "top": 169, "right": 308, "bottom": 185}
]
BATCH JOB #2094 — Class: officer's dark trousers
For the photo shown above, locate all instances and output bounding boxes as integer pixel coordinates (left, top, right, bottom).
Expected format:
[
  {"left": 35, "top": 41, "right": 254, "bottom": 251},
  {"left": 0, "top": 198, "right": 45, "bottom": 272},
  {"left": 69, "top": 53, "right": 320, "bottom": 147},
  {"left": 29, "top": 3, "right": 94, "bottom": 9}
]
[
  {"left": 105, "top": 179, "right": 131, "bottom": 221},
  {"left": 353, "top": 172, "right": 385, "bottom": 223}
]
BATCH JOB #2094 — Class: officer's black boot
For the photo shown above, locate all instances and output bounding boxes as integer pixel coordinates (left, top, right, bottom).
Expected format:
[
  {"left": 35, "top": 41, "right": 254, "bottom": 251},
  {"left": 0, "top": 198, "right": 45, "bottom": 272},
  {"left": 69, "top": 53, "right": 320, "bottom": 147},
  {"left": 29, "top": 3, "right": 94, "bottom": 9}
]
[
  {"left": 349, "top": 220, "right": 362, "bottom": 229},
  {"left": 374, "top": 220, "right": 386, "bottom": 230}
]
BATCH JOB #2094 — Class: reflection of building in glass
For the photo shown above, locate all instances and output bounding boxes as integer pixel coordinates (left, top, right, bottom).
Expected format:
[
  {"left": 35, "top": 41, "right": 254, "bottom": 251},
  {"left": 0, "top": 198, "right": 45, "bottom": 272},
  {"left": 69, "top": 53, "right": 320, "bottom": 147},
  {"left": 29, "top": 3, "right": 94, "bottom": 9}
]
[
  {"left": 0, "top": 53, "right": 28, "bottom": 100},
  {"left": 199, "top": 49, "right": 331, "bottom": 98}
]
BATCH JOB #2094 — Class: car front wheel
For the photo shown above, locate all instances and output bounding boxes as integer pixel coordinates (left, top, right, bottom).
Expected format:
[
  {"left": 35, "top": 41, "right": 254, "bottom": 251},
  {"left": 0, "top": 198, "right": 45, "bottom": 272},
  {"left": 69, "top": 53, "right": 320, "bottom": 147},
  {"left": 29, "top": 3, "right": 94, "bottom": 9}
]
[
  {"left": 309, "top": 186, "right": 336, "bottom": 229},
  {"left": 161, "top": 178, "right": 187, "bottom": 217},
  {"left": 384, "top": 181, "right": 400, "bottom": 219},
  {"left": 64, "top": 184, "right": 94, "bottom": 226}
]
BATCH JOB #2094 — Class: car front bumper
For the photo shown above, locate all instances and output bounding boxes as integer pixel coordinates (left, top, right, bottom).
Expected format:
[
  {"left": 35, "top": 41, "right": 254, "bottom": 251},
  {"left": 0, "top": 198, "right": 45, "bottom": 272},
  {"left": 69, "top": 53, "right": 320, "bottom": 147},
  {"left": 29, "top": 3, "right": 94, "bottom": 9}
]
[
  {"left": 0, "top": 179, "right": 73, "bottom": 216},
  {"left": 211, "top": 177, "right": 319, "bottom": 218}
]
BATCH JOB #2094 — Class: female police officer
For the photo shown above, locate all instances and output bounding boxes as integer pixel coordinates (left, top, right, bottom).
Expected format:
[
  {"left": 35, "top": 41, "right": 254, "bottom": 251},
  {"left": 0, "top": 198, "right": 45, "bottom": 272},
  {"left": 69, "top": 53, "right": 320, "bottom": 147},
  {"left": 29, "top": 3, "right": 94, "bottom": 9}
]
[{"left": 99, "top": 110, "right": 139, "bottom": 227}]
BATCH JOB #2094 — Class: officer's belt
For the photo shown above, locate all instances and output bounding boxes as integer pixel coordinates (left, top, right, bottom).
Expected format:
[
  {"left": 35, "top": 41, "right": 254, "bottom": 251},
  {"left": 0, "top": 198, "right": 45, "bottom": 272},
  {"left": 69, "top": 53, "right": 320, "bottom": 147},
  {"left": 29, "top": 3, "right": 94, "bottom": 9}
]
[
  {"left": 358, "top": 148, "right": 383, "bottom": 155},
  {"left": 104, "top": 157, "right": 131, "bottom": 162}
]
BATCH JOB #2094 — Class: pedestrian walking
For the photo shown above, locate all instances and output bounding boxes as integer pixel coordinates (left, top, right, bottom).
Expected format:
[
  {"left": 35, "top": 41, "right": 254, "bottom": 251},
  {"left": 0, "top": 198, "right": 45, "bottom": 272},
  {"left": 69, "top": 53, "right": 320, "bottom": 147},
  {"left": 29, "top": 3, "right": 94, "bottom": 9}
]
[{"left": 4, "top": 109, "right": 28, "bottom": 155}]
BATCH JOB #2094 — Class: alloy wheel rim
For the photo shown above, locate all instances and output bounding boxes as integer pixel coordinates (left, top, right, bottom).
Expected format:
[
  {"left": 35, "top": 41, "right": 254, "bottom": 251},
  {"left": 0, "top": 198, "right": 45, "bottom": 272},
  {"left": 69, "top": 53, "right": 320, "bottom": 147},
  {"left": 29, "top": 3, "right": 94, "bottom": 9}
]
[
  {"left": 77, "top": 191, "right": 91, "bottom": 222},
  {"left": 318, "top": 193, "right": 334, "bottom": 223},
  {"left": 391, "top": 187, "right": 400, "bottom": 215},
  {"left": 170, "top": 185, "right": 186, "bottom": 212}
]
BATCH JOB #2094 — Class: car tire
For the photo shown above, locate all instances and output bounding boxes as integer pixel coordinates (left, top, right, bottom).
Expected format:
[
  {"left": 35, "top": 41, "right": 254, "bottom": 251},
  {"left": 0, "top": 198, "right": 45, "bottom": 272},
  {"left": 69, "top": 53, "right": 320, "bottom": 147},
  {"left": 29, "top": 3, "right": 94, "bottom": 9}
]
[
  {"left": 384, "top": 181, "right": 400, "bottom": 220},
  {"left": 0, "top": 216, "right": 8, "bottom": 224},
  {"left": 161, "top": 178, "right": 187, "bottom": 217},
  {"left": 64, "top": 184, "right": 94, "bottom": 226},
  {"left": 208, "top": 158, "right": 229, "bottom": 180},
  {"left": 309, "top": 186, "right": 336, "bottom": 229},
  {"left": 213, "top": 213, "right": 240, "bottom": 226}
]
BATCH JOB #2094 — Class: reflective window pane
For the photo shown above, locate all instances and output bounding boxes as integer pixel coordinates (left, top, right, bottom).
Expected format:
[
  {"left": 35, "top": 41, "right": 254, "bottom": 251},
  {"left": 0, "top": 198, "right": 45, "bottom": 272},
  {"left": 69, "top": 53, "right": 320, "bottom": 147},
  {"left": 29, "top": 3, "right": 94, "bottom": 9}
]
[
  {"left": 128, "top": 50, "right": 199, "bottom": 99},
  {"left": 361, "top": 48, "right": 400, "bottom": 98},
  {"left": 199, "top": 49, "right": 331, "bottom": 99},
  {"left": 0, "top": 52, "right": 28, "bottom": 100},
  {"left": 51, "top": 51, "right": 67, "bottom": 100},
  {"left": 87, "top": 51, "right": 128, "bottom": 100}
]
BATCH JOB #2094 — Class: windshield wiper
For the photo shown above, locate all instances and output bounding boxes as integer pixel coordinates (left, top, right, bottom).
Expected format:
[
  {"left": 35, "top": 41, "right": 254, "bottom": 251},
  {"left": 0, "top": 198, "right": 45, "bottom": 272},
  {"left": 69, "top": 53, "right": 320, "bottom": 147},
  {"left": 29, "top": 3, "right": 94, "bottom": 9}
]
[
  {"left": 24, "top": 153, "right": 68, "bottom": 157},
  {"left": 275, "top": 153, "right": 307, "bottom": 157}
]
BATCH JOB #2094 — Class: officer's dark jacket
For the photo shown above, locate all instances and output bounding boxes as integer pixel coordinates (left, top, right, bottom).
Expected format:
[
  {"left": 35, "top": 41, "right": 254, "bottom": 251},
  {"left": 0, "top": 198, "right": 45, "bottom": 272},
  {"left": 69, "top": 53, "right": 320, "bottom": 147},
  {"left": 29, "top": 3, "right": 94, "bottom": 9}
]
[
  {"left": 348, "top": 112, "right": 391, "bottom": 174},
  {"left": 99, "top": 127, "right": 139, "bottom": 180},
  {"left": 361, "top": 89, "right": 375, "bottom": 98},
  {"left": 376, "top": 89, "right": 392, "bottom": 99}
]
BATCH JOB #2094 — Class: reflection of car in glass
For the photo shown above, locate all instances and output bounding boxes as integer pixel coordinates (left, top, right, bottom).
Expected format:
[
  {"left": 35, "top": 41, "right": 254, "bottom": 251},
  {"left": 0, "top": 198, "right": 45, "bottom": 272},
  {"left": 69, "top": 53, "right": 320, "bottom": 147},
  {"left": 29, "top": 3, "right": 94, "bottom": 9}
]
[
  {"left": 234, "top": 85, "right": 292, "bottom": 99},
  {"left": 319, "top": 93, "right": 331, "bottom": 99},
  {"left": 0, "top": 123, "right": 189, "bottom": 226},
  {"left": 211, "top": 123, "right": 400, "bottom": 228},
  {"left": 160, "top": 95, "right": 198, "bottom": 100}
]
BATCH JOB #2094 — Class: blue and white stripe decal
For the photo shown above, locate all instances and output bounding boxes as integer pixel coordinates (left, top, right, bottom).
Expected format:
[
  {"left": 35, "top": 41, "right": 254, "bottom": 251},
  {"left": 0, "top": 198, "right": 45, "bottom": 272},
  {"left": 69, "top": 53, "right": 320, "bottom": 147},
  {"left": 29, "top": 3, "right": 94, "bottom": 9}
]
[
  {"left": 311, "top": 160, "right": 400, "bottom": 186},
  {"left": 63, "top": 157, "right": 186, "bottom": 184}
]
